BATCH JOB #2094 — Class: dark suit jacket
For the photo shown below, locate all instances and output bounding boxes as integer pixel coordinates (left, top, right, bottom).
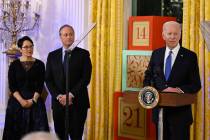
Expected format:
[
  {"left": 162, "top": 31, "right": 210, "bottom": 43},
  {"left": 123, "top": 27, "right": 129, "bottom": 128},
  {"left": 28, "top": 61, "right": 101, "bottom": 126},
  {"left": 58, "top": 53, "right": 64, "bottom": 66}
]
[
  {"left": 143, "top": 46, "right": 201, "bottom": 125},
  {"left": 45, "top": 47, "right": 92, "bottom": 110}
]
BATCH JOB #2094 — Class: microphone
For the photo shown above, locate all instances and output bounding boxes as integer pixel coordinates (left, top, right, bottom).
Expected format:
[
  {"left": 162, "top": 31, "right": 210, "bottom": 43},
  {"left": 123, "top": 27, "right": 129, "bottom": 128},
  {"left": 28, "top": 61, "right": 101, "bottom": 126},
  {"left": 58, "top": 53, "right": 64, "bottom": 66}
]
[{"left": 70, "top": 23, "right": 96, "bottom": 50}]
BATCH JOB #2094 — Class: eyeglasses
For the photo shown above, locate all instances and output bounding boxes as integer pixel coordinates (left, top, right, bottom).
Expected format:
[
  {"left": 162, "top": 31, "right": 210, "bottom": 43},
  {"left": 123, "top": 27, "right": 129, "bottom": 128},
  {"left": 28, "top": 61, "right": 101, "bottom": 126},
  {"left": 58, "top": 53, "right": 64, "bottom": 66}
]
[{"left": 22, "top": 45, "right": 33, "bottom": 49}]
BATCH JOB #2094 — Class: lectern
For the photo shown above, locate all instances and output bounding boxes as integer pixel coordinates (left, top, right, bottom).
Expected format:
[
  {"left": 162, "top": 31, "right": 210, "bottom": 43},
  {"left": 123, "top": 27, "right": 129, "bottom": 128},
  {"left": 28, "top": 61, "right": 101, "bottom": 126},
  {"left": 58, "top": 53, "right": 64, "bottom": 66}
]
[
  {"left": 138, "top": 86, "right": 197, "bottom": 109},
  {"left": 158, "top": 92, "right": 197, "bottom": 106},
  {"left": 156, "top": 92, "right": 196, "bottom": 140},
  {"left": 138, "top": 86, "right": 198, "bottom": 140}
]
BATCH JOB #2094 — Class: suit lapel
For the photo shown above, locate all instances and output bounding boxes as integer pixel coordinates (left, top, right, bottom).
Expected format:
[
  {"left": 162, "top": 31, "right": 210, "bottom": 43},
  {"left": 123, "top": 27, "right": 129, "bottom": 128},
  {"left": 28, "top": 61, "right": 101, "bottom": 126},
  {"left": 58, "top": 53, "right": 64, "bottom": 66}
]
[
  {"left": 56, "top": 49, "right": 65, "bottom": 85},
  {"left": 160, "top": 48, "right": 165, "bottom": 71},
  {"left": 159, "top": 48, "right": 166, "bottom": 80}
]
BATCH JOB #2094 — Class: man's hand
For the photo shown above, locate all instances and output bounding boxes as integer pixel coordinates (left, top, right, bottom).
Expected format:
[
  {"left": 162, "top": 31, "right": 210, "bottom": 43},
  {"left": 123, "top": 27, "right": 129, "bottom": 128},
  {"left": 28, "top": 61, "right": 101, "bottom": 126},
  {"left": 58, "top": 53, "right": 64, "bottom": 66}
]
[
  {"left": 57, "top": 94, "right": 74, "bottom": 106},
  {"left": 162, "top": 87, "right": 183, "bottom": 94}
]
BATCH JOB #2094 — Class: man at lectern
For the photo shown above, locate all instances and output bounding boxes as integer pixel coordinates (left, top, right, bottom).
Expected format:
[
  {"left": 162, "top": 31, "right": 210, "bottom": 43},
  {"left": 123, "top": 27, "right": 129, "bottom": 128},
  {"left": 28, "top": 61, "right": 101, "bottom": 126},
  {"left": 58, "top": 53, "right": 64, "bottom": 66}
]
[
  {"left": 143, "top": 21, "right": 201, "bottom": 140},
  {"left": 45, "top": 25, "right": 92, "bottom": 140}
]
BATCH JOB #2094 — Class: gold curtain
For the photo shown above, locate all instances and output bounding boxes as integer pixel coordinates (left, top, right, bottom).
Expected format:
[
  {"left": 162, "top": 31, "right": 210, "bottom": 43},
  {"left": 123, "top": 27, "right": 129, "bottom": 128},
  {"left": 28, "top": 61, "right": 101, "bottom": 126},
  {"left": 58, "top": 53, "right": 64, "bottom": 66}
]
[
  {"left": 85, "top": 0, "right": 123, "bottom": 140},
  {"left": 182, "top": 0, "right": 210, "bottom": 139}
]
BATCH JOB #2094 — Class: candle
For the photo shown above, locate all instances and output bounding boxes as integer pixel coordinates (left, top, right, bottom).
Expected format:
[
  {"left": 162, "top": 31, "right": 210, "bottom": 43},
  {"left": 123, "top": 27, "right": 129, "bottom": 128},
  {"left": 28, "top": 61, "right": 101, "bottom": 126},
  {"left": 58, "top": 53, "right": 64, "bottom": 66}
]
[
  {"left": 35, "top": 1, "right": 38, "bottom": 13},
  {"left": 36, "top": 0, "right": 41, "bottom": 13}
]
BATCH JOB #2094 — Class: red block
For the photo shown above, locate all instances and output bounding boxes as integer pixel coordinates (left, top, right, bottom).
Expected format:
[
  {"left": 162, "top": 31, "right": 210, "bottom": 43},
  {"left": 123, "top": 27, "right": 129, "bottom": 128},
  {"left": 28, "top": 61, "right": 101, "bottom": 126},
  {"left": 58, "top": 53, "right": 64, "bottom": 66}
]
[
  {"left": 128, "top": 16, "right": 176, "bottom": 50},
  {"left": 114, "top": 92, "right": 156, "bottom": 140}
]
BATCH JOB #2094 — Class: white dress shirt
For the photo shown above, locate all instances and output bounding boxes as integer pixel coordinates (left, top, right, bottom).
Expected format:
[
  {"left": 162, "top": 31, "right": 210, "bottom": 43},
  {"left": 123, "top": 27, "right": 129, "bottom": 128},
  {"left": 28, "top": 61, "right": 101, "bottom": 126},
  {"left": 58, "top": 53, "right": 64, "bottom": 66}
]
[{"left": 163, "top": 44, "right": 180, "bottom": 75}]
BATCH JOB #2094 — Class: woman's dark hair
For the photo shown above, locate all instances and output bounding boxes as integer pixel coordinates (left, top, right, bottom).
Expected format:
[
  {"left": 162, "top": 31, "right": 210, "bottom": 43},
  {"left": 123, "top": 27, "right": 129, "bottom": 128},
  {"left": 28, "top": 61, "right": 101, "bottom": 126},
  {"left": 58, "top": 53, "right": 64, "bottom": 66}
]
[{"left": 17, "top": 36, "right": 34, "bottom": 48}]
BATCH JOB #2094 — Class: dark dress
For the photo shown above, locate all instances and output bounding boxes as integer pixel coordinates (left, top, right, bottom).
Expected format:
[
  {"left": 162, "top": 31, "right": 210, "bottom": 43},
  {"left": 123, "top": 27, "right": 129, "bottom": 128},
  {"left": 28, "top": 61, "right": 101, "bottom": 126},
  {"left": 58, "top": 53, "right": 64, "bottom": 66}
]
[{"left": 3, "top": 59, "right": 49, "bottom": 140}]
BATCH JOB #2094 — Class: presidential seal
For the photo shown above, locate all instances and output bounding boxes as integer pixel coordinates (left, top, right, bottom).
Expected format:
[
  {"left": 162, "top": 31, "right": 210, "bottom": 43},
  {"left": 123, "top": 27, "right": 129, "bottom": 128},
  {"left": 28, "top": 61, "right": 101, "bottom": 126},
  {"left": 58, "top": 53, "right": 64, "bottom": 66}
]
[{"left": 138, "top": 86, "right": 159, "bottom": 109}]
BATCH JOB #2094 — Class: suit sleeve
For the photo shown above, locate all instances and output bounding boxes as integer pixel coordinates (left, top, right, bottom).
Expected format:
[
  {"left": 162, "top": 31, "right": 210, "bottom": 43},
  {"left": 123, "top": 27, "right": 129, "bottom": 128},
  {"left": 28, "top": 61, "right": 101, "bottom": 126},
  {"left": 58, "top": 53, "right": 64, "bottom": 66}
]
[
  {"left": 70, "top": 51, "right": 92, "bottom": 97},
  {"left": 179, "top": 53, "right": 201, "bottom": 93},
  {"left": 45, "top": 53, "right": 60, "bottom": 99},
  {"left": 143, "top": 51, "right": 167, "bottom": 91},
  {"left": 8, "top": 62, "right": 19, "bottom": 94},
  {"left": 143, "top": 53, "right": 154, "bottom": 87}
]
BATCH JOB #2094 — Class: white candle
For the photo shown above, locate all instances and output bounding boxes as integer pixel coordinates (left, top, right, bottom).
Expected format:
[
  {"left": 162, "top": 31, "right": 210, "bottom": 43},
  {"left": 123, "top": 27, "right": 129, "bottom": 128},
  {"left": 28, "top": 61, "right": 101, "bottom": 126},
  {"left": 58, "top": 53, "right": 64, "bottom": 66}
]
[
  {"left": 37, "top": 0, "right": 41, "bottom": 13},
  {"left": 35, "top": 1, "right": 38, "bottom": 13}
]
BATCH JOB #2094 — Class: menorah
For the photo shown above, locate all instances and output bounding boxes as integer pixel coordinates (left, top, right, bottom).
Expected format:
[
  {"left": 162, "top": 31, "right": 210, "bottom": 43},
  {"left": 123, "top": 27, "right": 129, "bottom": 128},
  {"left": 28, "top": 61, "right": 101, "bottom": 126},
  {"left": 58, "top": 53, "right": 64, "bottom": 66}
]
[{"left": 0, "top": 0, "right": 40, "bottom": 56}]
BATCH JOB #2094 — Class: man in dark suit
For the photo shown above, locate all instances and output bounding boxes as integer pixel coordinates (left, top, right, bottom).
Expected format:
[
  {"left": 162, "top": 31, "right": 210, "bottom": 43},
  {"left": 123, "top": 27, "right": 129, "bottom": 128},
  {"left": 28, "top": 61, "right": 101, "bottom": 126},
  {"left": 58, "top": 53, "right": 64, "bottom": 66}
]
[
  {"left": 45, "top": 25, "right": 92, "bottom": 140},
  {"left": 143, "top": 21, "right": 201, "bottom": 140}
]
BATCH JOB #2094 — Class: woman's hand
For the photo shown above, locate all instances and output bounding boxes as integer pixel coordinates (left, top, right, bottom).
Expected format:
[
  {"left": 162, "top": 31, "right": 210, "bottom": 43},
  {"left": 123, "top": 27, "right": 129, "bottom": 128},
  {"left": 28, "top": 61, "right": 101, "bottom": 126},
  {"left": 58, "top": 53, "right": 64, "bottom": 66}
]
[
  {"left": 19, "top": 99, "right": 33, "bottom": 108},
  {"left": 13, "top": 91, "right": 33, "bottom": 108}
]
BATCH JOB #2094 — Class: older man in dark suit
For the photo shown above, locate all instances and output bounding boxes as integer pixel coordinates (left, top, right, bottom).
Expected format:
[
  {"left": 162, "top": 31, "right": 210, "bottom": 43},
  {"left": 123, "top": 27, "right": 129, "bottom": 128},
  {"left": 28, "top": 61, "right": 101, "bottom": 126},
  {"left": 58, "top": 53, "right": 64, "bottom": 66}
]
[
  {"left": 143, "top": 21, "right": 201, "bottom": 140},
  {"left": 45, "top": 25, "right": 92, "bottom": 140}
]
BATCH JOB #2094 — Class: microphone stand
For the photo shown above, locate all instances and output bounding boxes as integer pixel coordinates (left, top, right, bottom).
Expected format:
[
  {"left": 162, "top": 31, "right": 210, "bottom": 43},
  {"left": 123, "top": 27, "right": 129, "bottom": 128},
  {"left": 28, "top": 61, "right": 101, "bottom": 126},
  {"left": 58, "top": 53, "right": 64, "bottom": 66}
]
[
  {"left": 65, "top": 50, "right": 71, "bottom": 140},
  {"left": 63, "top": 23, "right": 96, "bottom": 140}
]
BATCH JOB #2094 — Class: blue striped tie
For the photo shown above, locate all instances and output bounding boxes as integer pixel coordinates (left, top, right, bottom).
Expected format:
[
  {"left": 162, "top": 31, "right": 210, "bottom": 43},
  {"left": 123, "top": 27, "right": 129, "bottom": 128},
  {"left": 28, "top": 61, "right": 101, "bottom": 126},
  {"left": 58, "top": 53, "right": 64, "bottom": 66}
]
[{"left": 165, "top": 51, "right": 172, "bottom": 81}]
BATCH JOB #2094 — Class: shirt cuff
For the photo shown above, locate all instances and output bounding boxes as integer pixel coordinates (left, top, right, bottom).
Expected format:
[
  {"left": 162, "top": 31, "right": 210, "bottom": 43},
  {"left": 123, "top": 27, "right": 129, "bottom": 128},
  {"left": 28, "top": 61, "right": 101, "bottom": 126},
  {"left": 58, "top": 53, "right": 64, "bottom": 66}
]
[
  {"left": 176, "top": 87, "right": 184, "bottom": 94},
  {"left": 56, "top": 94, "right": 62, "bottom": 100},
  {"left": 69, "top": 92, "right": 74, "bottom": 98},
  {"left": 56, "top": 93, "right": 74, "bottom": 100}
]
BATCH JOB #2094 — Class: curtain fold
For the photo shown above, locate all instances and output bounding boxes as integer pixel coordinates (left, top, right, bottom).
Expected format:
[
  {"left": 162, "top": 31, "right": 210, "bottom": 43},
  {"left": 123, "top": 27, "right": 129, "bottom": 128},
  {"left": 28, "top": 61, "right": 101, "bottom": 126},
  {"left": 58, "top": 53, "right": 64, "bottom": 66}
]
[
  {"left": 182, "top": 0, "right": 210, "bottom": 139},
  {"left": 86, "top": 0, "right": 123, "bottom": 139}
]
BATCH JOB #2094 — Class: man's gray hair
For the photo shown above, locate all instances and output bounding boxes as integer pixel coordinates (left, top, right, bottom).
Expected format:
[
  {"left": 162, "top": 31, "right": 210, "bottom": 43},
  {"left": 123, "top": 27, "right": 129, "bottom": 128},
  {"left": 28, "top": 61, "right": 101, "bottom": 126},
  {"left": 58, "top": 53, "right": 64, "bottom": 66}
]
[{"left": 162, "top": 21, "right": 182, "bottom": 33}]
